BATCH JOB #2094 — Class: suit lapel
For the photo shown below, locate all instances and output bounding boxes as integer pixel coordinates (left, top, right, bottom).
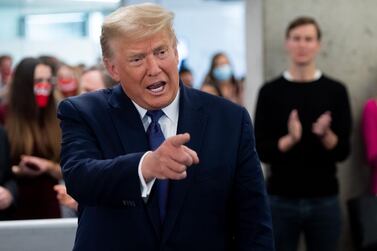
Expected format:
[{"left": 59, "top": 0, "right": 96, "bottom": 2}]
[
  {"left": 163, "top": 84, "right": 208, "bottom": 241},
  {"left": 108, "top": 85, "right": 161, "bottom": 237},
  {"left": 108, "top": 85, "right": 149, "bottom": 153}
]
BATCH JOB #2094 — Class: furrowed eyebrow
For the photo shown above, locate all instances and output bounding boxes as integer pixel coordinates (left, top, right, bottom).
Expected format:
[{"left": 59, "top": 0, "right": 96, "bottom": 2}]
[
  {"left": 128, "top": 53, "right": 145, "bottom": 59},
  {"left": 153, "top": 45, "right": 168, "bottom": 52}
]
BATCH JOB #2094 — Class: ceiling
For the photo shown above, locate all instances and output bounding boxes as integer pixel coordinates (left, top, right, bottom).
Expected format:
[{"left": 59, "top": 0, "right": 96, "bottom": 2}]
[{"left": 0, "top": 0, "right": 241, "bottom": 8}]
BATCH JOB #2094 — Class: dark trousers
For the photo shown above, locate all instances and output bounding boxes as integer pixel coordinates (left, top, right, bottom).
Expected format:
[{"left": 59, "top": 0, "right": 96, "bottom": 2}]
[{"left": 269, "top": 195, "right": 341, "bottom": 251}]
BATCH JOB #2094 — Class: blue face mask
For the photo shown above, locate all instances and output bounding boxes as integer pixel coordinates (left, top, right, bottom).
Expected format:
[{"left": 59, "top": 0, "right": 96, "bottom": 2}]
[{"left": 213, "top": 64, "right": 232, "bottom": 81}]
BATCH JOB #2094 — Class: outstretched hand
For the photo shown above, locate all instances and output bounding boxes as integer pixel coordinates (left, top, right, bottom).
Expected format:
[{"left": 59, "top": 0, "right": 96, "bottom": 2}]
[
  {"left": 54, "top": 184, "right": 78, "bottom": 211},
  {"left": 142, "top": 133, "right": 199, "bottom": 181},
  {"left": 0, "top": 186, "right": 13, "bottom": 210},
  {"left": 12, "top": 155, "right": 62, "bottom": 179}
]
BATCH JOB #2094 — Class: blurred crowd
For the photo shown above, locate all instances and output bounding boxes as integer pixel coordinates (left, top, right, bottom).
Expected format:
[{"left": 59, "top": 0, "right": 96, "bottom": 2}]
[
  {"left": 0, "top": 54, "right": 118, "bottom": 219},
  {"left": 0, "top": 51, "right": 244, "bottom": 220}
]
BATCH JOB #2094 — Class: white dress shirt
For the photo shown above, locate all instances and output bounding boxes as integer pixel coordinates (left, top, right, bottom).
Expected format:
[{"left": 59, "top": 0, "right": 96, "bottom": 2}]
[{"left": 132, "top": 90, "right": 180, "bottom": 199}]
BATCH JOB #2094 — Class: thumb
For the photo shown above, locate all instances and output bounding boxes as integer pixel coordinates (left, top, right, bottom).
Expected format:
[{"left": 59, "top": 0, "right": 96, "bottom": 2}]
[
  {"left": 169, "top": 133, "right": 190, "bottom": 147},
  {"left": 12, "top": 165, "right": 21, "bottom": 175},
  {"left": 289, "top": 109, "right": 297, "bottom": 119}
]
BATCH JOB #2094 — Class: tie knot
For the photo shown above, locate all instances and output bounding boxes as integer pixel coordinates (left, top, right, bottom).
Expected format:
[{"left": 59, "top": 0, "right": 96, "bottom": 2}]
[{"left": 146, "top": 110, "right": 164, "bottom": 123}]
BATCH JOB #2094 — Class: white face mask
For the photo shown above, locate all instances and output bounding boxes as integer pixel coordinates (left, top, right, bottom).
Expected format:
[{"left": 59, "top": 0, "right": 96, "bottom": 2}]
[{"left": 213, "top": 64, "right": 232, "bottom": 81}]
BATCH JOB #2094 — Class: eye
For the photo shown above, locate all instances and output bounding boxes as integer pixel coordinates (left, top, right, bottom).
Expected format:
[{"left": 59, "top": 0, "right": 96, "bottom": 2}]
[
  {"left": 34, "top": 78, "right": 54, "bottom": 84},
  {"left": 129, "top": 56, "right": 144, "bottom": 66},
  {"left": 34, "top": 78, "right": 43, "bottom": 83},
  {"left": 156, "top": 48, "right": 168, "bottom": 59},
  {"left": 292, "top": 36, "right": 301, "bottom": 42}
]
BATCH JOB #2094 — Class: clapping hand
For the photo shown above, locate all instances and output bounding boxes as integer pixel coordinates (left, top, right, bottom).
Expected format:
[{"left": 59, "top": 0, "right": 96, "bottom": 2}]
[
  {"left": 312, "top": 111, "right": 332, "bottom": 138},
  {"left": 287, "top": 109, "right": 302, "bottom": 144}
]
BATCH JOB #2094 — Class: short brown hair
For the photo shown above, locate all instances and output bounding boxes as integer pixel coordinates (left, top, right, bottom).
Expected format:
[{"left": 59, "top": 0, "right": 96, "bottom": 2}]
[
  {"left": 0, "top": 55, "right": 12, "bottom": 65},
  {"left": 285, "top": 16, "right": 321, "bottom": 41}
]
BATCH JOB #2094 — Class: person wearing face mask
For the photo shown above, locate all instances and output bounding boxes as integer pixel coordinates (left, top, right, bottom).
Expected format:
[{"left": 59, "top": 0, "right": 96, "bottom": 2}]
[
  {"left": 5, "top": 57, "right": 62, "bottom": 219},
  {"left": 55, "top": 64, "right": 79, "bottom": 100},
  {"left": 201, "top": 52, "right": 243, "bottom": 105}
]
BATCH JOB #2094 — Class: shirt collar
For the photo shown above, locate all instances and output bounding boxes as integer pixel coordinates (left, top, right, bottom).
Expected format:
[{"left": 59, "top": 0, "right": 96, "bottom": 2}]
[
  {"left": 283, "top": 69, "right": 322, "bottom": 82},
  {"left": 132, "top": 89, "right": 180, "bottom": 124}
]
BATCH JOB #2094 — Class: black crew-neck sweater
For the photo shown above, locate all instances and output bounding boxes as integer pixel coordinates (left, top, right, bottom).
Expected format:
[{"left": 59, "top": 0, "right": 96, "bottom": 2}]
[{"left": 254, "top": 74, "right": 352, "bottom": 197}]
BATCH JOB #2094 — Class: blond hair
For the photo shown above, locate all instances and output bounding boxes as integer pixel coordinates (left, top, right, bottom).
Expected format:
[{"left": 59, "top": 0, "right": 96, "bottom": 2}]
[{"left": 100, "top": 3, "right": 177, "bottom": 59}]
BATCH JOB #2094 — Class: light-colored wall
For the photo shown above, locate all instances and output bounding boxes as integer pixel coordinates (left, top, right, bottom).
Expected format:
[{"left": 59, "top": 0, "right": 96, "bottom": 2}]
[
  {"left": 173, "top": 2, "right": 245, "bottom": 89},
  {"left": 0, "top": 218, "right": 77, "bottom": 251},
  {"left": 0, "top": 8, "right": 19, "bottom": 40},
  {"left": 0, "top": 38, "right": 102, "bottom": 67},
  {"left": 259, "top": 0, "right": 377, "bottom": 250},
  {"left": 245, "top": 0, "right": 263, "bottom": 117}
]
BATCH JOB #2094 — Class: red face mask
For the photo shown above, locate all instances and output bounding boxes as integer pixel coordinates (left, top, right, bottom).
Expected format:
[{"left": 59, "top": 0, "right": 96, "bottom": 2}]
[
  {"left": 58, "top": 77, "right": 77, "bottom": 94},
  {"left": 34, "top": 82, "right": 52, "bottom": 108}
]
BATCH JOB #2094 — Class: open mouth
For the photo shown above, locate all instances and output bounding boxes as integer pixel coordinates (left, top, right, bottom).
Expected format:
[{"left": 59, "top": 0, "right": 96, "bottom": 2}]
[{"left": 147, "top": 81, "right": 166, "bottom": 94}]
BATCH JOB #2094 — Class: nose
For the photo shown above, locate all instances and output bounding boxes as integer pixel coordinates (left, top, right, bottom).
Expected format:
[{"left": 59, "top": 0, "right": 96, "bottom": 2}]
[{"left": 146, "top": 55, "right": 161, "bottom": 77}]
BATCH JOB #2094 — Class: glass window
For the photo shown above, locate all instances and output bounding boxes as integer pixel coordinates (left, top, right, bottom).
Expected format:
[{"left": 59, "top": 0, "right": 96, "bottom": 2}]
[{"left": 22, "top": 12, "right": 87, "bottom": 40}]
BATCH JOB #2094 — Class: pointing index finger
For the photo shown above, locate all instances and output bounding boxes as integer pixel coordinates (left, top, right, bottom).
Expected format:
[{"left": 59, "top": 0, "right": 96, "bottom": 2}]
[{"left": 169, "top": 133, "right": 190, "bottom": 147}]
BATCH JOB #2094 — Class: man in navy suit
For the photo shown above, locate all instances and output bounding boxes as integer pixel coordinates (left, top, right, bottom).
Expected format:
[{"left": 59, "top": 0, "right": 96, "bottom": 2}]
[{"left": 58, "top": 3, "right": 273, "bottom": 250}]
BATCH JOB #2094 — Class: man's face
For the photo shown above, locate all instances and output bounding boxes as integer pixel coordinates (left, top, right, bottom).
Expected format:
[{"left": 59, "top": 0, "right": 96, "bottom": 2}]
[
  {"left": 105, "top": 31, "right": 179, "bottom": 110},
  {"left": 0, "top": 58, "right": 12, "bottom": 76},
  {"left": 80, "top": 70, "right": 105, "bottom": 93},
  {"left": 285, "top": 24, "right": 320, "bottom": 66}
]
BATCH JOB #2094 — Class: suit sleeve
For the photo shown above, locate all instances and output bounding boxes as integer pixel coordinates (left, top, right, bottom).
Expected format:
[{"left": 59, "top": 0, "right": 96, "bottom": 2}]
[
  {"left": 58, "top": 99, "right": 144, "bottom": 207},
  {"left": 234, "top": 108, "right": 274, "bottom": 251}
]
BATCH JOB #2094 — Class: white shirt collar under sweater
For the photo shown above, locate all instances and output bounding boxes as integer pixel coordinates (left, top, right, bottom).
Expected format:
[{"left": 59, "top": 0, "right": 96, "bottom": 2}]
[{"left": 283, "top": 69, "right": 322, "bottom": 82}]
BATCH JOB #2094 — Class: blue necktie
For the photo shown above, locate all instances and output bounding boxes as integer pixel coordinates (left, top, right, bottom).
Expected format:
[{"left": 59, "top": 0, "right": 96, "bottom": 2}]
[{"left": 146, "top": 110, "right": 169, "bottom": 222}]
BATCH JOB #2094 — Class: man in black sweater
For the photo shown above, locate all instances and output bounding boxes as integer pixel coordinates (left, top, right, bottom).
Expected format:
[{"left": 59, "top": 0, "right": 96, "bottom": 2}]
[{"left": 254, "top": 17, "right": 352, "bottom": 251}]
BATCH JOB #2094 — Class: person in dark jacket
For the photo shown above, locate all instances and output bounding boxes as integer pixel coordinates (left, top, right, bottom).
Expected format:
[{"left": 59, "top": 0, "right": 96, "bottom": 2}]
[{"left": 0, "top": 126, "right": 16, "bottom": 220}]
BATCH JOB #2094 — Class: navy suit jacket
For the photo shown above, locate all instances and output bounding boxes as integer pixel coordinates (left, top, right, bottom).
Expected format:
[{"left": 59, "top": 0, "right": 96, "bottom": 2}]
[{"left": 58, "top": 83, "right": 274, "bottom": 251}]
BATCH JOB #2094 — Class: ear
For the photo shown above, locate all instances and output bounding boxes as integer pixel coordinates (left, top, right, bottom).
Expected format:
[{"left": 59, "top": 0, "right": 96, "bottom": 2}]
[
  {"left": 103, "top": 58, "right": 120, "bottom": 82},
  {"left": 284, "top": 38, "right": 289, "bottom": 51},
  {"left": 317, "top": 40, "right": 321, "bottom": 50},
  {"left": 173, "top": 47, "right": 179, "bottom": 65}
]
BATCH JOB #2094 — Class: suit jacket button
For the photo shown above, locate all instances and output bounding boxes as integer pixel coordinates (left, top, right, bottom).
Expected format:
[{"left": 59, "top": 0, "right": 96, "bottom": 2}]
[{"left": 122, "top": 200, "right": 136, "bottom": 207}]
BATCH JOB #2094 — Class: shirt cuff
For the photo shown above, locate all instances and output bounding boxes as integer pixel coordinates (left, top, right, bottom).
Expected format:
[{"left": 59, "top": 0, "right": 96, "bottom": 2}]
[{"left": 138, "top": 151, "right": 156, "bottom": 201}]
